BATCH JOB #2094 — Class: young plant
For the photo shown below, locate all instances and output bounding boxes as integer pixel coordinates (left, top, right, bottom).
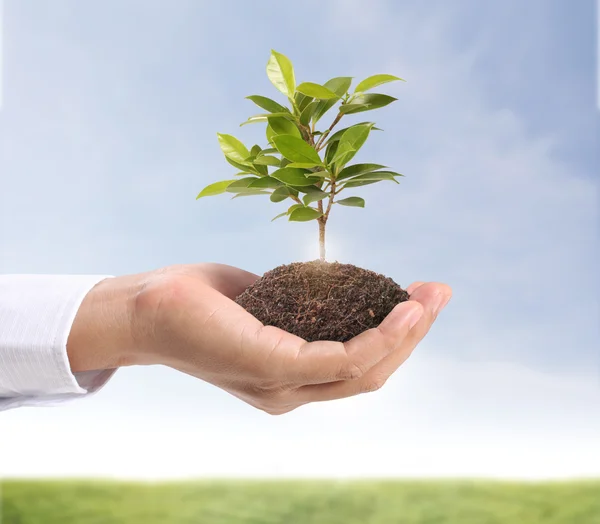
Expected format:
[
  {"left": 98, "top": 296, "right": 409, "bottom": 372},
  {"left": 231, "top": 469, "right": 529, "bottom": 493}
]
[{"left": 197, "top": 50, "right": 404, "bottom": 262}]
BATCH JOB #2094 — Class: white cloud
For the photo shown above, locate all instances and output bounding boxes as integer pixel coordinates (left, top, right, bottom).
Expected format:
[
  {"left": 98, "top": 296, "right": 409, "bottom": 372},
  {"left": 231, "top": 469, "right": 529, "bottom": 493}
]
[{"left": 1, "top": 354, "right": 598, "bottom": 479}]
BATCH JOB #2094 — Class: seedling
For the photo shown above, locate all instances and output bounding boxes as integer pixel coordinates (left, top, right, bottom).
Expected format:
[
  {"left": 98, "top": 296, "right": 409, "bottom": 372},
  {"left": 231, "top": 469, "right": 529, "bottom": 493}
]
[
  {"left": 197, "top": 50, "right": 404, "bottom": 262},
  {"left": 197, "top": 50, "right": 410, "bottom": 342}
]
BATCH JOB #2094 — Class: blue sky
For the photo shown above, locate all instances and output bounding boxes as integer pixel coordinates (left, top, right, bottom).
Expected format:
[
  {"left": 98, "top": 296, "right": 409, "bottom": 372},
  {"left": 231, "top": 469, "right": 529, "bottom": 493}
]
[{"left": 0, "top": 0, "right": 598, "bottom": 479}]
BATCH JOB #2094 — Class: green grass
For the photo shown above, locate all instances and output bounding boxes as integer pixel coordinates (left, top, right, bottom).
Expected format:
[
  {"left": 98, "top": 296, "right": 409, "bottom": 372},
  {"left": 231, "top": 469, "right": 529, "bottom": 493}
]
[{"left": 2, "top": 479, "right": 599, "bottom": 524}]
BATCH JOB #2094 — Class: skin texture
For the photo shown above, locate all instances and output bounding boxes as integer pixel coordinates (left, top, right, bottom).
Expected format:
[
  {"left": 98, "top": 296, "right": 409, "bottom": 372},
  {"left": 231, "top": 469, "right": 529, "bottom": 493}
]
[{"left": 67, "top": 263, "right": 452, "bottom": 415}]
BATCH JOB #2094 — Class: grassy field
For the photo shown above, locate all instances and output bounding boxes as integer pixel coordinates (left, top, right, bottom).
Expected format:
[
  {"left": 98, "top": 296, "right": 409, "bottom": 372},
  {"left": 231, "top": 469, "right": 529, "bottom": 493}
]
[{"left": 1, "top": 479, "right": 599, "bottom": 524}]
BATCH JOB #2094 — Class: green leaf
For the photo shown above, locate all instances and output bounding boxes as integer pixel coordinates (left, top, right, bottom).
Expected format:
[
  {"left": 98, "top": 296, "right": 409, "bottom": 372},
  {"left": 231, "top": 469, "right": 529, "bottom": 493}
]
[
  {"left": 353, "top": 93, "right": 398, "bottom": 106},
  {"left": 232, "top": 190, "right": 271, "bottom": 199},
  {"left": 341, "top": 170, "right": 402, "bottom": 183},
  {"left": 300, "top": 101, "right": 319, "bottom": 126},
  {"left": 336, "top": 196, "right": 365, "bottom": 207},
  {"left": 312, "top": 77, "right": 353, "bottom": 123},
  {"left": 271, "top": 167, "right": 320, "bottom": 186},
  {"left": 240, "top": 115, "right": 268, "bottom": 127},
  {"left": 248, "top": 177, "right": 283, "bottom": 189},
  {"left": 286, "top": 162, "right": 322, "bottom": 169},
  {"left": 241, "top": 112, "right": 292, "bottom": 127},
  {"left": 288, "top": 203, "right": 306, "bottom": 214},
  {"left": 287, "top": 185, "right": 316, "bottom": 194},
  {"left": 331, "top": 123, "right": 373, "bottom": 167},
  {"left": 266, "top": 112, "right": 296, "bottom": 120},
  {"left": 217, "top": 134, "right": 250, "bottom": 163},
  {"left": 341, "top": 172, "right": 401, "bottom": 188},
  {"left": 308, "top": 170, "right": 330, "bottom": 179},
  {"left": 267, "top": 50, "right": 295, "bottom": 97},
  {"left": 225, "top": 156, "right": 255, "bottom": 173},
  {"left": 379, "top": 169, "right": 404, "bottom": 177},
  {"left": 267, "top": 116, "right": 302, "bottom": 138},
  {"left": 253, "top": 162, "right": 269, "bottom": 176},
  {"left": 326, "top": 122, "right": 377, "bottom": 145},
  {"left": 270, "top": 186, "right": 292, "bottom": 202},
  {"left": 196, "top": 180, "right": 237, "bottom": 199},
  {"left": 250, "top": 145, "right": 262, "bottom": 157},
  {"left": 325, "top": 140, "right": 339, "bottom": 166},
  {"left": 296, "top": 82, "right": 338, "bottom": 99},
  {"left": 326, "top": 76, "right": 353, "bottom": 96},
  {"left": 274, "top": 203, "right": 309, "bottom": 220},
  {"left": 337, "top": 163, "right": 387, "bottom": 181},
  {"left": 289, "top": 207, "right": 323, "bottom": 222},
  {"left": 339, "top": 103, "right": 369, "bottom": 114},
  {"left": 272, "top": 135, "right": 322, "bottom": 165},
  {"left": 339, "top": 179, "right": 379, "bottom": 188},
  {"left": 302, "top": 188, "right": 329, "bottom": 205},
  {"left": 246, "top": 95, "right": 289, "bottom": 114},
  {"left": 340, "top": 94, "right": 397, "bottom": 114},
  {"left": 257, "top": 147, "right": 278, "bottom": 156},
  {"left": 226, "top": 177, "right": 260, "bottom": 193},
  {"left": 355, "top": 74, "right": 404, "bottom": 93},
  {"left": 253, "top": 155, "right": 281, "bottom": 166},
  {"left": 244, "top": 155, "right": 269, "bottom": 176},
  {"left": 271, "top": 211, "right": 289, "bottom": 222},
  {"left": 295, "top": 92, "right": 314, "bottom": 112}
]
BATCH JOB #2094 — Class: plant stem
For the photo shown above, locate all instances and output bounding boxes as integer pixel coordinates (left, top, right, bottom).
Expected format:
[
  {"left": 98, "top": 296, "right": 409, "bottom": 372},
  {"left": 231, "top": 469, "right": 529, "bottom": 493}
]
[
  {"left": 318, "top": 215, "right": 326, "bottom": 262},
  {"left": 325, "top": 180, "right": 336, "bottom": 217},
  {"left": 315, "top": 112, "right": 344, "bottom": 151},
  {"left": 317, "top": 198, "right": 327, "bottom": 262},
  {"left": 301, "top": 112, "right": 343, "bottom": 262},
  {"left": 316, "top": 178, "right": 337, "bottom": 262}
]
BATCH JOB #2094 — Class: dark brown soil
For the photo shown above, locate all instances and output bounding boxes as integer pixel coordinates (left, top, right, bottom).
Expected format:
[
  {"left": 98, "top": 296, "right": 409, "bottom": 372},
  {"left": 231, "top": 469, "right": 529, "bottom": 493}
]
[{"left": 235, "top": 260, "right": 410, "bottom": 342}]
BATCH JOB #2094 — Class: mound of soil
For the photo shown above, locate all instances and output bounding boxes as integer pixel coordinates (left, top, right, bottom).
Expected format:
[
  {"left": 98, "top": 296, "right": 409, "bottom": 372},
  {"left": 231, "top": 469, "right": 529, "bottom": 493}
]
[{"left": 235, "top": 260, "right": 410, "bottom": 342}]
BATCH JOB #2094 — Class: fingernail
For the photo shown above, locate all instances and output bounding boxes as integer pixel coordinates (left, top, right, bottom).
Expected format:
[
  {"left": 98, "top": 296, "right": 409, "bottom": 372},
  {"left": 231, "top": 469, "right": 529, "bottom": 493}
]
[
  {"left": 407, "top": 306, "right": 424, "bottom": 329},
  {"left": 433, "top": 293, "right": 450, "bottom": 315}
]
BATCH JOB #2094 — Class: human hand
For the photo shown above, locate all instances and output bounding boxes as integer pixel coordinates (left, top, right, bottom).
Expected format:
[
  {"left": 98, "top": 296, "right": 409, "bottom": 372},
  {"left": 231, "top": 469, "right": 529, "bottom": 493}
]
[{"left": 67, "top": 263, "right": 451, "bottom": 414}]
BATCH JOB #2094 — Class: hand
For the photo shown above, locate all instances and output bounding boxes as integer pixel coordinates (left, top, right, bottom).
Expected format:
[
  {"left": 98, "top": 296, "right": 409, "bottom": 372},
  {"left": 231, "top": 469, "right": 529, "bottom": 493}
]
[{"left": 67, "top": 263, "right": 451, "bottom": 415}]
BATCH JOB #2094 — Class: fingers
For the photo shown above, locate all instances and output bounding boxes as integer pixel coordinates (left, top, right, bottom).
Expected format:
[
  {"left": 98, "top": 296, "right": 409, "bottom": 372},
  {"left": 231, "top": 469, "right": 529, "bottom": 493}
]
[
  {"left": 353, "top": 282, "right": 452, "bottom": 385},
  {"left": 405, "top": 282, "right": 452, "bottom": 336},
  {"left": 275, "top": 300, "right": 425, "bottom": 387},
  {"left": 340, "top": 300, "right": 425, "bottom": 375},
  {"left": 407, "top": 281, "right": 426, "bottom": 295},
  {"left": 291, "top": 282, "right": 452, "bottom": 403}
]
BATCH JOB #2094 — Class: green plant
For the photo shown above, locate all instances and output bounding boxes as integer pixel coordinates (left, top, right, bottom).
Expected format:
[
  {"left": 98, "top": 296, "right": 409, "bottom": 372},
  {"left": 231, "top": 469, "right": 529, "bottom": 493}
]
[{"left": 197, "top": 50, "right": 404, "bottom": 261}]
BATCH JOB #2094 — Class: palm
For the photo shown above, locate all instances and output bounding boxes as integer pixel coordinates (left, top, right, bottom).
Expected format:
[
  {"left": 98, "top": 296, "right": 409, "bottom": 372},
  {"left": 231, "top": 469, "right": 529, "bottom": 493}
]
[{"left": 143, "top": 263, "right": 450, "bottom": 414}]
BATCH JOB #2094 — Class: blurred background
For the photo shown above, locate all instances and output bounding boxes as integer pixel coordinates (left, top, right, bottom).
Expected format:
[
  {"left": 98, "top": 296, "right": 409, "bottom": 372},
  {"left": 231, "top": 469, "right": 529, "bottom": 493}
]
[{"left": 0, "top": 0, "right": 598, "bottom": 522}]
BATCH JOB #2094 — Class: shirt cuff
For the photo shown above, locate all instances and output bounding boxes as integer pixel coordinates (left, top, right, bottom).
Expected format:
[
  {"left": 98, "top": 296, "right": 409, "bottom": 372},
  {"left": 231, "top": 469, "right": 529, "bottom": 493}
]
[{"left": 0, "top": 275, "right": 116, "bottom": 410}]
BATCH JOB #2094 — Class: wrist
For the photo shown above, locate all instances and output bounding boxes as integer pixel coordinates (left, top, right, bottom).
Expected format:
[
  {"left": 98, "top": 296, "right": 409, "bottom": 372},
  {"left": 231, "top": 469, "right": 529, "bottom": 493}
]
[{"left": 66, "top": 275, "right": 140, "bottom": 373}]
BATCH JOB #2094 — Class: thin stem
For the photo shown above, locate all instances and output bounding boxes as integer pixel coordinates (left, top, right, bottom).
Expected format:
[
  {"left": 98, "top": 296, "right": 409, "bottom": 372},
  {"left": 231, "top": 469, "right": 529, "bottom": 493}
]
[
  {"left": 318, "top": 220, "right": 326, "bottom": 261},
  {"left": 316, "top": 179, "right": 337, "bottom": 262},
  {"left": 317, "top": 201, "right": 326, "bottom": 261},
  {"left": 300, "top": 125, "right": 313, "bottom": 144},
  {"left": 296, "top": 108, "right": 342, "bottom": 262},
  {"left": 315, "top": 112, "right": 344, "bottom": 151},
  {"left": 325, "top": 180, "right": 336, "bottom": 219}
]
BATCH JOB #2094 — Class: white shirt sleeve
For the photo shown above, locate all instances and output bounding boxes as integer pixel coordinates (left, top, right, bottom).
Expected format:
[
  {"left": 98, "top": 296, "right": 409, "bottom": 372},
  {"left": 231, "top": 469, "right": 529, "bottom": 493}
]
[{"left": 0, "top": 274, "right": 118, "bottom": 411}]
